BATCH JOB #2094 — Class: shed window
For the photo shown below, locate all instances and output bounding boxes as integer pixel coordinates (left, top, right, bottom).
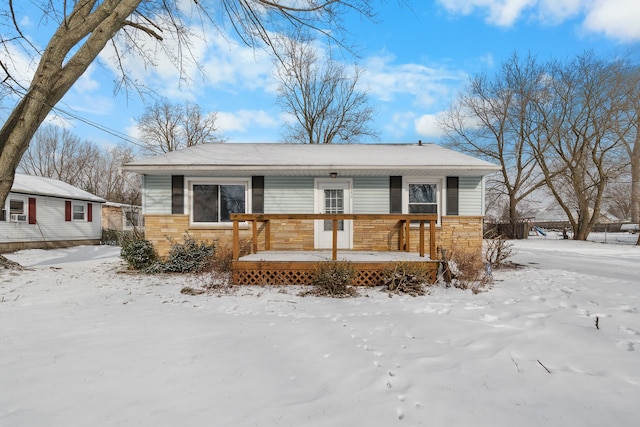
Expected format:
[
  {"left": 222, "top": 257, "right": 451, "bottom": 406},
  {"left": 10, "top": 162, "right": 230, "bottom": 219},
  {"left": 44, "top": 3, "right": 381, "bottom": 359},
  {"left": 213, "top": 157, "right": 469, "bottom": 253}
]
[
  {"left": 73, "top": 204, "right": 86, "bottom": 221},
  {"left": 125, "top": 211, "right": 140, "bottom": 228},
  {"left": 190, "top": 180, "right": 247, "bottom": 224},
  {"left": 4, "top": 198, "right": 26, "bottom": 222},
  {"left": 10, "top": 199, "right": 25, "bottom": 215}
]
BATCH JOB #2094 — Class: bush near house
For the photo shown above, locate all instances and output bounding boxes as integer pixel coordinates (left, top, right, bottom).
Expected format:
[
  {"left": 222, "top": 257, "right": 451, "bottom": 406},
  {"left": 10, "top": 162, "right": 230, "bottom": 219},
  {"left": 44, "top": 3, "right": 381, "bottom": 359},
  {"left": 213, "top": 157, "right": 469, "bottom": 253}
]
[
  {"left": 381, "top": 261, "right": 430, "bottom": 296},
  {"left": 120, "top": 238, "right": 158, "bottom": 270},
  {"left": 120, "top": 235, "right": 215, "bottom": 274},
  {"left": 303, "top": 261, "right": 357, "bottom": 297}
]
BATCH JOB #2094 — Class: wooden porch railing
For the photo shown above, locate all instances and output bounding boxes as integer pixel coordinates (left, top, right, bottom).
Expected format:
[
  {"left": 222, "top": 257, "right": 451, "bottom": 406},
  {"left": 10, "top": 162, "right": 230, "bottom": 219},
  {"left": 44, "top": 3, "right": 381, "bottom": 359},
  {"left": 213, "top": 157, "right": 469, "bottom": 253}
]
[{"left": 230, "top": 213, "right": 438, "bottom": 261}]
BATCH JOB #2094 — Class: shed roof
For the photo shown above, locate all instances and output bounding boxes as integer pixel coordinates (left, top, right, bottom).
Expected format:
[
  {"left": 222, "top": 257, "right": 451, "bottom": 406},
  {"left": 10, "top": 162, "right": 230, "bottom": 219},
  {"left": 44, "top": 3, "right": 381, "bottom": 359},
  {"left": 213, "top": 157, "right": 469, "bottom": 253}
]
[
  {"left": 122, "top": 143, "right": 500, "bottom": 177},
  {"left": 10, "top": 174, "right": 106, "bottom": 203}
]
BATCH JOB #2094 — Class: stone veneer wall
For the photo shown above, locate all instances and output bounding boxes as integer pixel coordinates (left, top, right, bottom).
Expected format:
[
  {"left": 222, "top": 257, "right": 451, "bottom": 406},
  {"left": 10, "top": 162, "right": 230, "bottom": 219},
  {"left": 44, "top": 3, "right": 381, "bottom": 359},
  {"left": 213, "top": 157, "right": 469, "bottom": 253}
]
[
  {"left": 352, "top": 218, "right": 400, "bottom": 251},
  {"left": 144, "top": 214, "right": 484, "bottom": 259}
]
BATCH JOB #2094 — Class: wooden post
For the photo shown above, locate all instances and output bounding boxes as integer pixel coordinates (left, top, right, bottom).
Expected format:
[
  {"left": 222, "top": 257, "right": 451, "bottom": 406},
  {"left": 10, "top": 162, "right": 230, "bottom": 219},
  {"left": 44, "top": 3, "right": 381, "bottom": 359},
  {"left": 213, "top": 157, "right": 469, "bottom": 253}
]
[
  {"left": 332, "top": 218, "right": 338, "bottom": 261},
  {"left": 419, "top": 220, "right": 425, "bottom": 257},
  {"left": 398, "top": 220, "right": 404, "bottom": 250},
  {"left": 430, "top": 219, "right": 436, "bottom": 260},
  {"left": 252, "top": 220, "right": 258, "bottom": 254},
  {"left": 265, "top": 220, "right": 271, "bottom": 251},
  {"left": 232, "top": 220, "right": 239, "bottom": 260},
  {"left": 405, "top": 220, "right": 411, "bottom": 252}
]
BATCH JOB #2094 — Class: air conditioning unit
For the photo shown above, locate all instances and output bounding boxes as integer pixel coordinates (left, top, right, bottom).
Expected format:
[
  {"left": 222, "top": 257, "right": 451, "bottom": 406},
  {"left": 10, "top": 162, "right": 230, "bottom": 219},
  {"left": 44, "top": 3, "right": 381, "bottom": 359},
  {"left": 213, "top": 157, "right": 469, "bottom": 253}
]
[{"left": 10, "top": 214, "right": 27, "bottom": 222}]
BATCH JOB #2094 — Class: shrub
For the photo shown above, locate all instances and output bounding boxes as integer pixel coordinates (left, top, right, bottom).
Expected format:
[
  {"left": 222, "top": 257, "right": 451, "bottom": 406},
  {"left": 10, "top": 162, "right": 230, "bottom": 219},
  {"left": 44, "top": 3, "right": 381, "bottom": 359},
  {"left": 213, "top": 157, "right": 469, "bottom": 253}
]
[
  {"left": 210, "top": 244, "right": 234, "bottom": 273},
  {"left": 120, "top": 238, "right": 157, "bottom": 270},
  {"left": 484, "top": 231, "right": 516, "bottom": 267},
  {"left": 381, "top": 261, "right": 429, "bottom": 296},
  {"left": 159, "top": 236, "right": 216, "bottom": 273},
  {"left": 303, "top": 261, "right": 357, "bottom": 297},
  {"left": 442, "top": 250, "right": 491, "bottom": 293}
]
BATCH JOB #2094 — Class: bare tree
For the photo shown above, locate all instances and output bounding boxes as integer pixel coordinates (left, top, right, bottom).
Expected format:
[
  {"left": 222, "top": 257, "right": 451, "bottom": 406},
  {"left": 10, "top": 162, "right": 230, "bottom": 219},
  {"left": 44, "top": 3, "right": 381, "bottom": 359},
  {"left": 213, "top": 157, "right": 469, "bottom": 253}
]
[
  {"left": 606, "top": 180, "right": 633, "bottom": 221},
  {"left": 137, "top": 99, "right": 222, "bottom": 155},
  {"left": 610, "top": 61, "right": 640, "bottom": 228},
  {"left": 19, "top": 125, "right": 101, "bottom": 187},
  {"left": 19, "top": 126, "right": 140, "bottom": 204},
  {"left": 440, "top": 52, "right": 548, "bottom": 233},
  {"left": 83, "top": 144, "right": 140, "bottom": 205},
  {"left": 530, "top": 52, "right": 629, "bottom": 240},
  {"left": 0, "top": 0, "right": 381, "bottom": 206},
  {"left": 275, "top": 33, "right": 377, "bottom": 144}
]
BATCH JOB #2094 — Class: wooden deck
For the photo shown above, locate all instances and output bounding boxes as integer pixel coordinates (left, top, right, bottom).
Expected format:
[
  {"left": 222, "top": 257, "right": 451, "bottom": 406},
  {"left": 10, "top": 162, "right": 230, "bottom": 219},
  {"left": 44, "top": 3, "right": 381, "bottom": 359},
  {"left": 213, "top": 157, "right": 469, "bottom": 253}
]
[{"left": 230, "top": 214, "right": 440, "bottom": 286}]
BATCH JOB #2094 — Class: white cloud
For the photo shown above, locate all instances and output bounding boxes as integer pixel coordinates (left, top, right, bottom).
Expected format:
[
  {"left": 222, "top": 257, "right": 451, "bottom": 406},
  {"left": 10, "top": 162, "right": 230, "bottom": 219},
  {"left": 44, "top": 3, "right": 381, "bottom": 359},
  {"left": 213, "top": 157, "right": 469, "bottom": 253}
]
[
  {"left": 75, "top": 64, "right": 101, "bottom": 93},
  {"left": 437, "top": 0, "right": 536, "bottom": 27},
  {"left": 19, "top": 15, "right": 32, "bottom": 28},
  {"left": 362, "top": 54, "right": 467, "bottom": 108},
  {"left": 415, "top": 113, "right": 446, "bottom": 139},
  {"left": 437, "top": 0, "right": 640, "bottom": 41},
  {"left": 536, "top": 0, "right": 583, "bottom": 24},
  {"left": 98, "top": 18, "right": 274, "bottom": 102},
  {"left": 0, "top": 43, "right": 37, "bottom": 89},
  {"left": 217, "top": 109, "right": 279, "bottom": 133},
  {"left": 384, "top": 111, "right": 418, "bottom": 139},
  {"left": 583, "top": 0, "right": 640, "bottom": 42}
]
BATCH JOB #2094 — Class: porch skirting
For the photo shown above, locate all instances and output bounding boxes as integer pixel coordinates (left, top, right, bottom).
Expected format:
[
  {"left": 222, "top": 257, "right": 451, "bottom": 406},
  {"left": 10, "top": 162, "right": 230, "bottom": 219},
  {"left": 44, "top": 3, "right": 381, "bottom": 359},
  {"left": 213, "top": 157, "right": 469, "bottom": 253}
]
[{"left": 232, "top": 251, "right": 439, "bottom": 286}]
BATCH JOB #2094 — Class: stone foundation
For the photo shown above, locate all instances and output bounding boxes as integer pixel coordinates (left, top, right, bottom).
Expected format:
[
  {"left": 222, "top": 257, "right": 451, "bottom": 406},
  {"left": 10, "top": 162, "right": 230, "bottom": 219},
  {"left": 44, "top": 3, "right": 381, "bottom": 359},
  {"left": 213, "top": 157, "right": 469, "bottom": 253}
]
[{"left": 144, "top": 214, "right": 484, "bottom": 260}]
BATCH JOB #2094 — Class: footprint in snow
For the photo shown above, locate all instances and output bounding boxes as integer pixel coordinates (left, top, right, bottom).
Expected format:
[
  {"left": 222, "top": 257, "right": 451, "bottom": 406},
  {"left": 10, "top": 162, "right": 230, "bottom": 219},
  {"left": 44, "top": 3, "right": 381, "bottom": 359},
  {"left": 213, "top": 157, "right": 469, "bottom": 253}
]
[
  {"left": 617, "top": 341, "right": 635, "bottom": 352},
  {"left": 480, "top": 314, "right": 498, "bottom": 322},
  {"left": 526, "top": 313, "right": 550, "bottom": 319}
]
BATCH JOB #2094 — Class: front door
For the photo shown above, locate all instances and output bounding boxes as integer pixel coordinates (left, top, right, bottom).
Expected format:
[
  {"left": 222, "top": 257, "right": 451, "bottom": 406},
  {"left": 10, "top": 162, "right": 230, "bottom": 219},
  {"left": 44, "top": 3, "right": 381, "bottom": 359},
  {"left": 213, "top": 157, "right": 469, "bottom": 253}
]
[{"left": 315, "top": 179, "right": 352, "bottom": 249}]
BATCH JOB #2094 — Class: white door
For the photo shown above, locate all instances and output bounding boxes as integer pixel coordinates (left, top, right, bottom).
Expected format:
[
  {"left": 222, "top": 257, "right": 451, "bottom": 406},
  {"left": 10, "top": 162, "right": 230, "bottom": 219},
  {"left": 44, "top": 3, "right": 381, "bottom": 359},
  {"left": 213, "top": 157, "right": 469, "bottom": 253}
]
[{"left": 315, "top": 179, "right": 352, "bottom": 249}]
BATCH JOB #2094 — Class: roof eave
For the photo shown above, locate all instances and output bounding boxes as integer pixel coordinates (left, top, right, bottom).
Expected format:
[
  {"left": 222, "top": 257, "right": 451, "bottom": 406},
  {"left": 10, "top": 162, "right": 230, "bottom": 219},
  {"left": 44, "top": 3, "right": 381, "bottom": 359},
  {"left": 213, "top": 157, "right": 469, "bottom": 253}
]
[{"left": 121, "top": 164, "right": 500, "bottom": 177}]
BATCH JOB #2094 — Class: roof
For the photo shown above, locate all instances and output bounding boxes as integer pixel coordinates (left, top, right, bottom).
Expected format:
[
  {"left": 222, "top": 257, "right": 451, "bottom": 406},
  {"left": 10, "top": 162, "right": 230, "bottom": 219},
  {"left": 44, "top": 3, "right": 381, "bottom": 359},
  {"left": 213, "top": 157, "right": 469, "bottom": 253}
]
[
  {"left": 10, "top": 174, "right": 106, "bottom": 203},
  {"left": 122, "top": 143, "right": 500, "bottom": 177}
]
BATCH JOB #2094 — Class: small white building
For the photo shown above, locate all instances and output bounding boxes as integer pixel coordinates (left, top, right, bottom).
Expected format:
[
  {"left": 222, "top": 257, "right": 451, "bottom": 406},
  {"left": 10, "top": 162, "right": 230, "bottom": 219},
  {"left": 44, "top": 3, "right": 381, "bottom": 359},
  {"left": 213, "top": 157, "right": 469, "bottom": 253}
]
[{"left": 0, "top": 174, "right": 105, "bottom": 253}]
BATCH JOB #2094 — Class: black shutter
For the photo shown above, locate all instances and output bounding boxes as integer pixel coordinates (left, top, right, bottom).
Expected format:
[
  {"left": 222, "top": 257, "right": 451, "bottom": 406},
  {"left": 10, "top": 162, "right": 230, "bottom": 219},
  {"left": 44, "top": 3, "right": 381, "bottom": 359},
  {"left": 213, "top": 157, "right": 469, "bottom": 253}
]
[
  {"left": 446, "top": 177, "right": 459, "bottom": 215},
  {"left": 389, "top": 176, "right": 402, "bottom": 214},
  {"left": 171, "top": 175, "right": 184, "bottom": 214},
  {"left": 252, "top": 176, "right": 264, "bottom": 214}
]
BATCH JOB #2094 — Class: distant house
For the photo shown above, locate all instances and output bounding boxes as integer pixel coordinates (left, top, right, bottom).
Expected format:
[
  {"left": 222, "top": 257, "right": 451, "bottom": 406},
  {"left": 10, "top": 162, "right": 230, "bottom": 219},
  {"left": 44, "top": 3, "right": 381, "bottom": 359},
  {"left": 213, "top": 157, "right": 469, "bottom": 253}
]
[
  {"left": 102, "top": 202, "right": 143, "bottom": 232},
  {"left": 0, "top": 174, "right": 105, "bottom": 253},
  {"left": 123, "top": 143, "right": 499, "bottom": 270}
]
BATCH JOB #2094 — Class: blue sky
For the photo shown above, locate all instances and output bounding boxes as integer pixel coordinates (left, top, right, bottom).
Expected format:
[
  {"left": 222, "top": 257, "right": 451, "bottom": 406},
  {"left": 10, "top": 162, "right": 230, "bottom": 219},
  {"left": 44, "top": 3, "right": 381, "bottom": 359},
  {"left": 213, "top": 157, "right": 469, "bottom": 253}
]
[{"left": 3, "top": 0, "right": 640, "bottom": 152}]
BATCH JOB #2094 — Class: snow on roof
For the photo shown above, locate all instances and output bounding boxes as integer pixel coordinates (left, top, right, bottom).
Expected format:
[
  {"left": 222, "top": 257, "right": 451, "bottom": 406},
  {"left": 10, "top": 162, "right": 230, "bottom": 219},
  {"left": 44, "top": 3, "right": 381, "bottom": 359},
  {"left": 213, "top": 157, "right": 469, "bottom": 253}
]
[
  {"left": 122, "top": 143, "right": 500, "bottom": 177},
  {"left": 10, "top": 174, "right": 106, "bottom": 203}
]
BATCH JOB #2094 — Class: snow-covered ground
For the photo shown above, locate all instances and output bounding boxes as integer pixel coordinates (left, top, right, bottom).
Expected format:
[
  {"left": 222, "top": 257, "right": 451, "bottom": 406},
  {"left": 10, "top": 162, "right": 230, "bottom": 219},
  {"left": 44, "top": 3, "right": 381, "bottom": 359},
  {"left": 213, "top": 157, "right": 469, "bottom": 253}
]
[{"left": 1, "top": 234, "right": 639, "bottom": 426}]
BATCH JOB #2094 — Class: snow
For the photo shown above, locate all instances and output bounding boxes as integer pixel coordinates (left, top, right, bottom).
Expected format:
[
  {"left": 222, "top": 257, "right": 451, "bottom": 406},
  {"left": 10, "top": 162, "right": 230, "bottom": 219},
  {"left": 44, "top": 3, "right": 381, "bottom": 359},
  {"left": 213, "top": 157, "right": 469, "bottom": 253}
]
[
  {"left": 1, "top": 234, "right": 639, "bottom": 426},
  {"left": 122, "top": 143, "right": 500, "bottom": 177},
  {"left": 11, "top": 173, "right": 105, "bottom": 203}
]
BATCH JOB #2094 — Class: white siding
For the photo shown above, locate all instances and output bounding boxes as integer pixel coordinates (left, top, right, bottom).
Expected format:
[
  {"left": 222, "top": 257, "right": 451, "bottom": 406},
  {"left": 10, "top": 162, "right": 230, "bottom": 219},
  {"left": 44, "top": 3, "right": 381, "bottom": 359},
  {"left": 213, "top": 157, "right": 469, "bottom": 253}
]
[
  {"left": 264, "top": 177, "right": 314, "bottom": 213},
  {"left": 458, "top": 176, "right": 483, "bottom": 215},
  {"left": 353, "top": 177, "right": 388, "bottom": 214},
  {"left": 0, "top": 193, "right": 102, "bottom": 244},
  {"left": 143, "top": 175, "right": 172, "bottom": 214}
]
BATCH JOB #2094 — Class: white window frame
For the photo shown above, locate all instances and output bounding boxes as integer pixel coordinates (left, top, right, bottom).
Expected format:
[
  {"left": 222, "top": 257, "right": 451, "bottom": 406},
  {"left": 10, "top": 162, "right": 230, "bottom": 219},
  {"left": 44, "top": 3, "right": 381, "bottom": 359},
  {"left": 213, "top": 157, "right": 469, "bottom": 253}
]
[
  {"left": 72, "top": 203, "right": 86, "bottom": 221},
  {"left": 403, "top": 177, "right": 444, "bottom": 226},
  {"left": 186, "top": 178, "right": 251, "bottom": 227},
  {"left": 5, "top": 196, "right": 27, "bottom": 222}
]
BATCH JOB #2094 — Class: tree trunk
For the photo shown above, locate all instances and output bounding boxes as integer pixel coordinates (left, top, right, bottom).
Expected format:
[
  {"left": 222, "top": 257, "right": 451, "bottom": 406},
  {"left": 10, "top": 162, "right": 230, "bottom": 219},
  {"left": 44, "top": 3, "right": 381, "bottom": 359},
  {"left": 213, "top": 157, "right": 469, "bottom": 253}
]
[{"left": 0, "top": 0, "right": 142, "bottom": 206}]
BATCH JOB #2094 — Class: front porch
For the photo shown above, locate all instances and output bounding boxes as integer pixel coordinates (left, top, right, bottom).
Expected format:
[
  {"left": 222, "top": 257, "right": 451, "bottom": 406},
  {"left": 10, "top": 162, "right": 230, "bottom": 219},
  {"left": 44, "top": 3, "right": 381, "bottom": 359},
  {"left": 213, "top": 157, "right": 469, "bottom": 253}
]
[{"left": 230, "top": 214, "right": 440, "bottom": 286}]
